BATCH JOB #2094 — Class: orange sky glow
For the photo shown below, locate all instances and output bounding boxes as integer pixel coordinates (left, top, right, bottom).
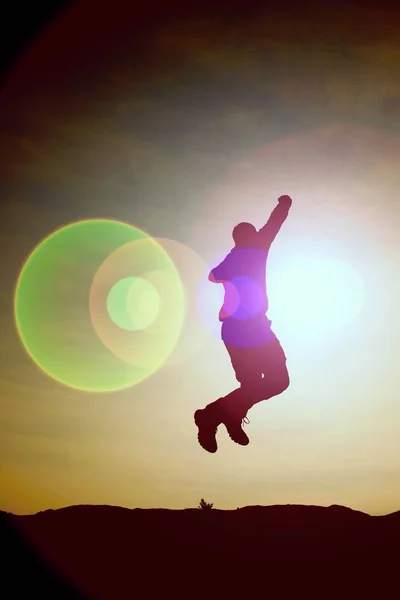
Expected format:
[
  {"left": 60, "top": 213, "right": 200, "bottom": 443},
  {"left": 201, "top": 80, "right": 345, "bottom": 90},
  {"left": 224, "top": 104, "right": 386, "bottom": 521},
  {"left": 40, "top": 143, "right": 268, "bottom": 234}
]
[{"left": 1, "top": 1, "right": 400, "bottom": 516}]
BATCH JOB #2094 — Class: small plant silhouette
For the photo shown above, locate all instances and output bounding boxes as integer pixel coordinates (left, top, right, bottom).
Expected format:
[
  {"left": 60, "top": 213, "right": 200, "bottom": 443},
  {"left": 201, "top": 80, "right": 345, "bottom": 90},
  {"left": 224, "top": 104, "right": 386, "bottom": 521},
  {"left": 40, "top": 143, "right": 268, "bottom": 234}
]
[{"left": 198, "top": 498, "right": 214, "bottom": 510}]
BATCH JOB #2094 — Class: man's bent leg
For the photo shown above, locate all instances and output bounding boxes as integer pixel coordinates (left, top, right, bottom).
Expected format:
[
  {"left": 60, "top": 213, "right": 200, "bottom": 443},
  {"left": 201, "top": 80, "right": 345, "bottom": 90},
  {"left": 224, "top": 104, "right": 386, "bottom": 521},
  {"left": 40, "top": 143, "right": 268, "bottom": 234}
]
[
  {"left": 214, "top": 343, "right": 259, "bottom": 445},
  {"left": 245, "top": 337, "right": 290, "bottom": 410},
  {"left": 218, "top": 337, "right": 290, "bottom": 416},
  {"left": 193, "top": 339, "right": 252, "bottom": 452},
  {"left": 259, "top": 336, "right": 289, "bottom": 395},
  {"left": 197, "top": 320, "right": 288, "bottom": 449}
]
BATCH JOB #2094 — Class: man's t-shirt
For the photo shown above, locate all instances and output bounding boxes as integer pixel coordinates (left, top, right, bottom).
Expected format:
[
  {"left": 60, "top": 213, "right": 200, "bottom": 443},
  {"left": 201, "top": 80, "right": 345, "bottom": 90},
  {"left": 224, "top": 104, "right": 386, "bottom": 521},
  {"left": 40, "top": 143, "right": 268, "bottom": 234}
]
[
  {"left": 211, "top": 239, "right": 269, "bottom": 322},
  {"left": 210, "top": 200, "right": 290, "bottom": 323}
]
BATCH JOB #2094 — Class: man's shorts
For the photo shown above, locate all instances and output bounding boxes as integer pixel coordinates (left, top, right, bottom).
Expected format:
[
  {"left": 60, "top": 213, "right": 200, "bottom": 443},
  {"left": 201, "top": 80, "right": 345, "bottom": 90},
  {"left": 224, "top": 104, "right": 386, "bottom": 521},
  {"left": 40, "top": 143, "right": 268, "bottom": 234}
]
[{"left": 221, "top": 315, "right": 287, "bottom": 384}]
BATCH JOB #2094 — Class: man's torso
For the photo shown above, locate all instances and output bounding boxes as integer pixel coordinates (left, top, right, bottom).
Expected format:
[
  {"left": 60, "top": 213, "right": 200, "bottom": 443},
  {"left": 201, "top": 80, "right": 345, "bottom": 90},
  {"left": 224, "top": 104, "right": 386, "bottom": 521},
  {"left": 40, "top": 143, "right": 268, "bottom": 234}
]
[{"left": 212, "top": 237, "right": 270, "bottom": 322}]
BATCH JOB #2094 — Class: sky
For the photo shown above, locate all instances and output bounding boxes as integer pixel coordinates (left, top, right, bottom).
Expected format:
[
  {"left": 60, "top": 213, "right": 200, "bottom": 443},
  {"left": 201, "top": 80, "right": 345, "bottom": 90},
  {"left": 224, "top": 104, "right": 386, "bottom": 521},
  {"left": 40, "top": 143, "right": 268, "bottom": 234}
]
[{"left": 1, "top": 0, "right": 400, "bottom": 516}]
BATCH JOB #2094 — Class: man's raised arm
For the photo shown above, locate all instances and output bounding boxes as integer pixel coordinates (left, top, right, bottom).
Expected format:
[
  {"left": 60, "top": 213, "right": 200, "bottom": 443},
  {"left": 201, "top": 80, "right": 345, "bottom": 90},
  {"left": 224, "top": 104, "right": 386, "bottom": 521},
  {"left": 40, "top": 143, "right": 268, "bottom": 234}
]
[{"left": 258, "top": 195, "right": 292, "bottom": 248}]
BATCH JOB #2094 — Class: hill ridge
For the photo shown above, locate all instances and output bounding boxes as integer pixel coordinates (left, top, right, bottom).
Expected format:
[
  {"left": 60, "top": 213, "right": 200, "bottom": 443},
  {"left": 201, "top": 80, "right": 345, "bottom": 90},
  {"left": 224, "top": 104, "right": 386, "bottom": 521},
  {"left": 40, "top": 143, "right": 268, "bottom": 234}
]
[
  {"left": 2, "top": 502, "right": 397, "bottom": 518},
  {"left": 2, "top": 500, "right": 400, "bottom": 598}
]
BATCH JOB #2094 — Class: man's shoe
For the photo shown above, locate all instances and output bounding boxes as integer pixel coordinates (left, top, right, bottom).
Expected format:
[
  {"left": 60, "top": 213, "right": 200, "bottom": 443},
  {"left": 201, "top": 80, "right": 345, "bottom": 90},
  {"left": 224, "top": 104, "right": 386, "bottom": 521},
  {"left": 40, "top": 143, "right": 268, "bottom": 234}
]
[
  {"left": 222, "top": 412, "right": 250, "bottom": 446},
  {"left": 194, "top": 406, "right": 222, "bottom": 453}
]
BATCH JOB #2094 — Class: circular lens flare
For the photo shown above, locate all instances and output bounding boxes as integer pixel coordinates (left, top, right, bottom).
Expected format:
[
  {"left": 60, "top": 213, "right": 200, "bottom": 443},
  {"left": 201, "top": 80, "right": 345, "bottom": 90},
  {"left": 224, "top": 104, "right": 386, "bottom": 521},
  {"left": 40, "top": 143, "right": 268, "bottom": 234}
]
[
  {"left": 106, "top": 276, "right": 161, "bottom": 331},
  {"left": 127, "top": 277, "right": 161, "bottom": 331},
  {"left": 107, "top": 277, "right": 136, "bottom": 331},
  {"left": 89, "top": 238, "right": 186, "bottom": 370},
  {"left": 97, "top": 237, "right": 215, "bottom": 368},
  {"left": 14, "top": 219, "right": 185, "bottom": 392}
]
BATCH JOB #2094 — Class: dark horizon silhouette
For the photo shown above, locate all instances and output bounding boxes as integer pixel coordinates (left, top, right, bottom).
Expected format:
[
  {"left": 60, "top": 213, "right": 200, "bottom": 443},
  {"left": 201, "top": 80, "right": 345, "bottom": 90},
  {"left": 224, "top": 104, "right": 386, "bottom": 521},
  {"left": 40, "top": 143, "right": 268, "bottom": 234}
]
[{"left": 2, "top": 501, "right": 399, "bottom": 598}]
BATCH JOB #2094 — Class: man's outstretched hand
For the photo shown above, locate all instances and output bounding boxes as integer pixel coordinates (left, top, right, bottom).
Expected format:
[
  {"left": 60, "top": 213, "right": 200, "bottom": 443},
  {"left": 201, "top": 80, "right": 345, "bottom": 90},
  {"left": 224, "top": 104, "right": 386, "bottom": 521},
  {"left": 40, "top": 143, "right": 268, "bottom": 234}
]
[{"left": 278, "top": 195, "right": 292, "bottom": 208}]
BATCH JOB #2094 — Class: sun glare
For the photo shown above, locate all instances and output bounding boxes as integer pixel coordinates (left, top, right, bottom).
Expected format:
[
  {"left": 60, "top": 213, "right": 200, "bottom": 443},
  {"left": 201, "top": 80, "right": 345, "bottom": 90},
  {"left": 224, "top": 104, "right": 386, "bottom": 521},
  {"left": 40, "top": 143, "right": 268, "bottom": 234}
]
[{"left": 268, "top": 257, "right": 365, "bottom": 340}]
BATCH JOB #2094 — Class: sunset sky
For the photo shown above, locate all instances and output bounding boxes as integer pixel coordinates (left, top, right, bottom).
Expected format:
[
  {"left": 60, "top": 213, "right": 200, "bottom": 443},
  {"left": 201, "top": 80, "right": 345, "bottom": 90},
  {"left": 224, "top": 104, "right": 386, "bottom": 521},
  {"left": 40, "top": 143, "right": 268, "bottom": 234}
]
[{"left": 1, "top": 0, "right": 400, "bottom": 516}]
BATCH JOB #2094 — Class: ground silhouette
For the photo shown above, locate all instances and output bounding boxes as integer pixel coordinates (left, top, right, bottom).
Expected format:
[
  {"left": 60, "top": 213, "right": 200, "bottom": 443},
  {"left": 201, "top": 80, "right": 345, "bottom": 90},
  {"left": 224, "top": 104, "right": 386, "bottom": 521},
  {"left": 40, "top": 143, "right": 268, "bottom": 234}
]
[{"left": 1, "top": 503, "right": 399, "bottom": 598}]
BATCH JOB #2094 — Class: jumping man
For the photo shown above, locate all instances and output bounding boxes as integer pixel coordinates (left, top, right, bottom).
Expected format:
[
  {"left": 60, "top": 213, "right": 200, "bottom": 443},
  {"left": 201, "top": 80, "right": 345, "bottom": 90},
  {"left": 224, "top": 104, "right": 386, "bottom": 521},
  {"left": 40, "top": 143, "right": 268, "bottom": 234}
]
[{"left": 194, "top": 195, "right": 292, "bottom": 453}]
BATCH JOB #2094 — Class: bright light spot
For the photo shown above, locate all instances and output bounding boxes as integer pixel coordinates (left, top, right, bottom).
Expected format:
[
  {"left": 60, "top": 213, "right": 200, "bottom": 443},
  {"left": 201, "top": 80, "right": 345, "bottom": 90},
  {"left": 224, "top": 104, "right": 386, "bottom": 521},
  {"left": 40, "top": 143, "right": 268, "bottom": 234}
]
[
  {"left": 107, "top": 276, "right": 161, "bottom": 331},
  {"left": 127, "top": 277, "right": 161, "bottom": 330},
  {"left": 107, "top": 277, "right": 137, "bottom": 331},
  {"left": 269, "top": 257, "right": 365, "bottom": 339}
]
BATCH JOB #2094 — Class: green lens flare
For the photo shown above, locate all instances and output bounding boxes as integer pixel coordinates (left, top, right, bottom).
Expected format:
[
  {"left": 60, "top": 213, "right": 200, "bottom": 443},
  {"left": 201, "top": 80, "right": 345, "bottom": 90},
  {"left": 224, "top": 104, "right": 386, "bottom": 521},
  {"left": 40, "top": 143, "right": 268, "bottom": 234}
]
[
  {"left": 14, "top": 219, "right": 185, "bottom": 392},
  {"left": 106, "top": 277, "right": 138, "bottom": 331},
  {"left": 106, "top": 276, "right": 161, "bottom": 331},
  {"left": 88, "top": 237, "right": 186, "bottom": 370},
  {"left": 126, "top": 277, "right": 161, "bottom": 330}
]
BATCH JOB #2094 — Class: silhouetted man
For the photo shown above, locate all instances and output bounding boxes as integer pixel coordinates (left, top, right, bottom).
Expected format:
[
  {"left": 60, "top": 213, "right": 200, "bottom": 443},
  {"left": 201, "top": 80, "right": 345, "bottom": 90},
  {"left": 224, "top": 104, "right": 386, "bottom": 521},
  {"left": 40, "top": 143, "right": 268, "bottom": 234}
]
[{"left": 194, "top": 195, "right": 292, "bottom": 453}]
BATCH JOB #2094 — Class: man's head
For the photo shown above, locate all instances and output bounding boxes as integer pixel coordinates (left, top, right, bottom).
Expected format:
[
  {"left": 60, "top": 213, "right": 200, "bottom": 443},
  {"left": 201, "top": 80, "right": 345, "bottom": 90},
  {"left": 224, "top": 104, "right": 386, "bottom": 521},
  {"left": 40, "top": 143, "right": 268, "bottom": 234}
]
[{"left": 232, "top": 222, "right": 257, "bottom": 247}]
